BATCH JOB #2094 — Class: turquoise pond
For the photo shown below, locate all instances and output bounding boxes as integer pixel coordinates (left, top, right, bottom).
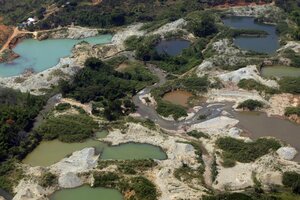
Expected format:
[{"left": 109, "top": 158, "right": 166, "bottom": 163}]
[{"left": 0, "top": 34, "right": 112, "bottom": 77}]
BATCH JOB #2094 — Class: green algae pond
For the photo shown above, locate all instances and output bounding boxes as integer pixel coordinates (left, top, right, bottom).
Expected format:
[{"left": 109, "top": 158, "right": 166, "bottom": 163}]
[
  {"left": 261, "top": 66, "right": 300, "bottom": 78},
  {"left": 50, "top": 185, "right": 123, "bottom": 200},
  {"left": 23, "top": 139, "right": 167, "bottom": 167},
  {"left": 0, "top": 34, "right": 112, "bottom": 77}
]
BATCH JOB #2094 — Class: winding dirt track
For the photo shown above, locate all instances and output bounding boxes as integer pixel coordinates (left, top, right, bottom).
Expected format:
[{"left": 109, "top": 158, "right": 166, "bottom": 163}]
[{"left": 0, "top": 27, "right": 36, "bottom": 53}]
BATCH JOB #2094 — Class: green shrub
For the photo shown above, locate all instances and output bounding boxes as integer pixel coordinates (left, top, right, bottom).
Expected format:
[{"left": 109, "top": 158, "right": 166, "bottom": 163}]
[
  {"left": 238, "top": 79, "right": 279, "bottom": 94},
  {"left": 216, "top": 137, "right": 281, "bottom": 163},
  {"left": 93, "top": 172, "right": 120, "bottom": 188},
  {"left": 285, "top": 107, "right": 300, "bottom": 117},
  {"left": 187, "top": 14, "right": 218, "bottom": 37},
  {"left": 282, "top": 172, "right": 300, "bottom": 188},
  {"left": 174, "top": 163, "right": 203, "bottom": 183},
  {"left": 282, "top": 172, "right": 300, "bottom": 195},
  {"left": 55, "top": 103, "right": 71, "bottom": 112},
  {"left": 156, "top": 100, "right": 187, "bottom": 120},
  {"left": 203, "top": 193, "right": 253, "bottom": 200},
  {"left": 221, "top": 157, "right": 236, "bottom": 168},
  {"left": 187, "top": 130, "right": 209, "bottom": 139},
  {"left": 130, "top": 176, "right": 157, "bottom": 200},
  {"left": 37, "top": 114, "right": 98, "bottom": 143},
  {"left": 237, "top": 99, "right": 264, "bottom": 111},
  {"left": 279, "top": 77, "right": 300, "bottom": 94},
  {"left": 40, "top": 172, "right": 57, "bottom": 187}
]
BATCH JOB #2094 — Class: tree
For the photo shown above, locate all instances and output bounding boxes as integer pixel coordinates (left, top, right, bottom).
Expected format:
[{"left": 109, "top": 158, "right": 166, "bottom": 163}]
[{"left": 188, "top": 14, "right": 218, "bottom": 37}]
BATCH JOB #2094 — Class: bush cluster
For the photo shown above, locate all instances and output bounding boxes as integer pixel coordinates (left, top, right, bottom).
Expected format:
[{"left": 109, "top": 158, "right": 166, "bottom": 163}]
[{"left": 216, "top": 137, "right": 281, "bottom": 163}]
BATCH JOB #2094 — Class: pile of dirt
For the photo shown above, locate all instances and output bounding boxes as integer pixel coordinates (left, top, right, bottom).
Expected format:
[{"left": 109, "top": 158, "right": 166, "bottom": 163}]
[{"left": 0, "top": 24, "right": 13, "bottom": 49}]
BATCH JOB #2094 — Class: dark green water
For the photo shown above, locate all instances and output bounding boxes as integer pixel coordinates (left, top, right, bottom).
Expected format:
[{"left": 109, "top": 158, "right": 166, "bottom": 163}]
[
  {"left": 155, "top": 39, "right": 190, "bottom": 56},
  {"left": 222, "top": 16, "right": 279, "bottom": 54}
]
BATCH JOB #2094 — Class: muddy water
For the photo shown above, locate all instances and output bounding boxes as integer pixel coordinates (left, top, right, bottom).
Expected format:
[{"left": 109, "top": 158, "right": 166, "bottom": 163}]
[
  {"left": 163, "top": 90, "right": 193, "bottom": 107},
  {"left": 50, "top": 185, "right": 123, "bottom": 200},
  {"left": 155, "top": 39, "right": 190, "bottom": 56},
  {"left": 261, "top": 66, "right": 300, "bottom": 78},
  {"left": 233, "top": 111, "right": 300, "bottom": 161}
]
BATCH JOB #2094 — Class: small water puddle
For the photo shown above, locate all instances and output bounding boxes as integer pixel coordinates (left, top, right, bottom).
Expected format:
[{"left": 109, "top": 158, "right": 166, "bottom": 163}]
[
  {"left": 163, "top": 90, "right": 193, "bottom": 107},
  {"left": 155, "top": 39, "right": 190, "bottom": 56},
  {"left": 50, "top": 185, "right": 123, "bottom": 200}
]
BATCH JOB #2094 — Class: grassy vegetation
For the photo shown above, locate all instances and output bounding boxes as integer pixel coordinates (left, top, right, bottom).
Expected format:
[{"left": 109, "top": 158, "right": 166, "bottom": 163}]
[
  {"left": 156, "top": 100, "right": 187, "bottom": 120},
  {"left": 279, "top": 77, "right": 300, "bottom": 94},
  {"left": 202, "top": 191, "right": 297, "bottom": 200},
  {"left": 282, "top": 171, "right": 300, "bottom": 195},
  {"left": 237, "top": 99, "right": 264, "bottom": 111},
  {"left": 39, "top": 172, "right": 57, "bottom": 188},
  {"left": 98, "top": 159, "right": 157, "bottom": 175},
  {"left": 93, "top": 172, "right": 158, "bottom": 200},
  {"left": 174, "top": 163, "right": 204, "bottom": 185},
  {"left": 37, "top": 113, "right": 98, "bottom": 142},
  {"left": 186, "top": 130, "right": 209, "bottom": 139},
  {"left": 55, "top": 103, "right": 71, "bottom": 112},
  {"left": 285, "top": 107, "right": 300, "bottom": 117},
  {"left": 216, "top": 137, "right": 281, "bottom": 163},
  {"left": 238, "top": 79, "right": 279, "bottom": 94},
  {"left": 0, "top": 160, "right": 24, "bottom": 193}
]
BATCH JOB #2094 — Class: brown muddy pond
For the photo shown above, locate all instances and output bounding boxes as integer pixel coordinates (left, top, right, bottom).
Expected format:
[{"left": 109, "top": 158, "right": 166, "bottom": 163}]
[
  {"left": 233, "top": 111, "right": 300, "bottom": 162},
  {"left": 163, "top": 90, "right": 193, "bottom": 107}
]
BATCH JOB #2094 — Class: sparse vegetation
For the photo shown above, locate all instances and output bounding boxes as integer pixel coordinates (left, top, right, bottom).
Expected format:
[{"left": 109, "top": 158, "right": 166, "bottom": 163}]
[
  {"left": 285, "top": 107, "right": 300, "bottom": 117},
  {"left": 156, "top": 100, "right": 187, "bottom": 120},
  {"left": 238, "top": 79, "right": 279, "bottom": 94},
  {"left": 279, "top": 77, "right": 300, "bottom": 94},
  {"left": 187, "top": 130, "right": 209, "bottom": 139},
  {"left": 55, "top": 103, "right": 71, "bottom": 112},
  {"left": 40, "top": 172, "right": 57, "bottom": 188},
  {"left": 216, "top": 137, "right": 281, "bottom": 163}
]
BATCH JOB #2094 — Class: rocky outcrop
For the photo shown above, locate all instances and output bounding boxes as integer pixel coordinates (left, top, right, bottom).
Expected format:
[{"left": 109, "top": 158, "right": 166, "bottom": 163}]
[
  {"left": 218, "top": 65, "right": 279, "bottom": 88},
  {"left": 58, "top": 172, "right": 83, "bottom": 188},
  {"left": 278, "top": 41, "right": 300, "bottom": 54},
  {"left": 224, "top": 4, "right": 283, "bottom": 21},
  {"left": 151, "top": 18, "right": 187, "bottom": 35},
  {"left": 13, "top": 180, "right": 52, "bottom": 200},
  {"left": 188, "top": 116, "right": 239, "bottom": 135},
  {"left": 111, "top": 23, "right": 145, "bottom": 51},
  {"left": 51, "top": 148, "right": 98, "bottom": 175},
  {"left": 44, "top": 27, "right": 100, "bottom": 40},
  {"left": 0, "top": 57, "right": 78, "bottom": 95},
  {"left": 277, "top": 147, "right": 298, "bottom": 161}
]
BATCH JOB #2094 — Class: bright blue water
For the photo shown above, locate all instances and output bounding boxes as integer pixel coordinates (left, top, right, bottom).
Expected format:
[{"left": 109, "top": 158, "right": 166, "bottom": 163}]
[
  {"left": 0, "top": 34, "right": 112, "bottom": 77},
  {"left": 222, "top": 16, "right": 279, "bottom": 54}
]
